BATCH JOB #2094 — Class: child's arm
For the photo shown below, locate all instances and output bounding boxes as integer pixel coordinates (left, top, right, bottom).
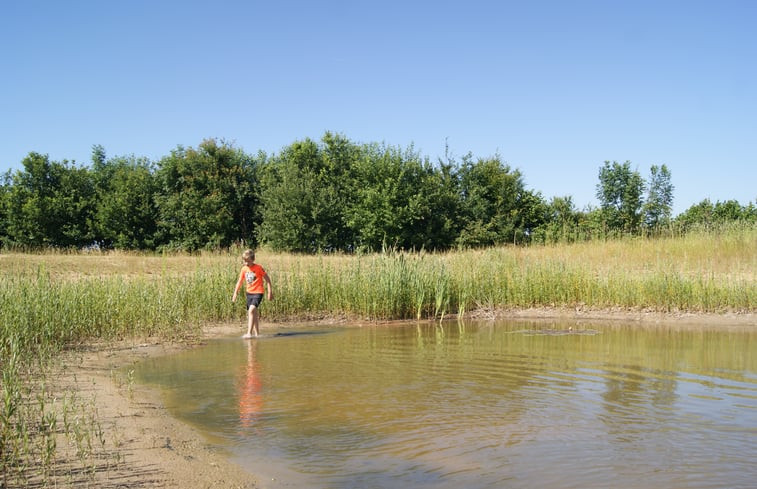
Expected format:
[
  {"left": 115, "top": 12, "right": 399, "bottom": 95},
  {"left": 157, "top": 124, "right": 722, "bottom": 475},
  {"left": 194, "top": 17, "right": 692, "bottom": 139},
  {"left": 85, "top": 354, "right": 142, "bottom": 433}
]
[
  {"left": 232, "top": 273, "right": 244, "bottom": 302},
  {"left": 264, "top": 274, "right": 274, "bottom": 301}
]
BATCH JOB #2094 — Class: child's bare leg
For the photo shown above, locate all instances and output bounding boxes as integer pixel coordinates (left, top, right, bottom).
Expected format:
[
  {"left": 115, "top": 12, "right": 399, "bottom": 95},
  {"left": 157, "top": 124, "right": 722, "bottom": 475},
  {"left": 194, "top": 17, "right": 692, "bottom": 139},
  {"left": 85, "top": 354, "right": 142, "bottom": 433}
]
[
  {"left": 244, "top": 306, "right": 258, "bottom": 338},
  {"left": 251, "top": 307, "right": 260, "bottom": 337}
]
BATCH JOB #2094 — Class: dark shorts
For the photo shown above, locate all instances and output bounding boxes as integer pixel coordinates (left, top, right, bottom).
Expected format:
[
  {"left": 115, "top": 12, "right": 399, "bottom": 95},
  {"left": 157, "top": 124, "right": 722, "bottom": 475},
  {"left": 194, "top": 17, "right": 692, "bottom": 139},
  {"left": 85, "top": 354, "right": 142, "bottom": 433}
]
[{"left": 246, "top": 293, "right": 264, "bottom": 310}]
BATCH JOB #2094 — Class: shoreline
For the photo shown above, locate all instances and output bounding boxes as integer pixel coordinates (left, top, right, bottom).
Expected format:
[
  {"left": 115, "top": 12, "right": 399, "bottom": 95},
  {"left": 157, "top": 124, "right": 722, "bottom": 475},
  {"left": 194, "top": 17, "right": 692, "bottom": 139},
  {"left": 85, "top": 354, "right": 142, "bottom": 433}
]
[
  {"left": 57, "top": 324, "right": 259, "bottom": 488},
  {"left": 54, "top": 309, "right": 755, "bottom": 488}
]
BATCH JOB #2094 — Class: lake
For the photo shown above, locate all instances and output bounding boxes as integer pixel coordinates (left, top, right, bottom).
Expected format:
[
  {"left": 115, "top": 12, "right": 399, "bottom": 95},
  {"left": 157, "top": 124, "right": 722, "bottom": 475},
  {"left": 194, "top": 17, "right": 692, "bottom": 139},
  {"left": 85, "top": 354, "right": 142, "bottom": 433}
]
[{"left": 132, "top": 319, "right": 757, "bottom": 489}]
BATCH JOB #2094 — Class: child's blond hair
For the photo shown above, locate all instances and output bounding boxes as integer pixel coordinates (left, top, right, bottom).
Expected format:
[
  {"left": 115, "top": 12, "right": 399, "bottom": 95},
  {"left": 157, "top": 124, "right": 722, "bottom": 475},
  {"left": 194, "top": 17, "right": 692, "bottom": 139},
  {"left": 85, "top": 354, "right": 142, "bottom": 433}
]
[{"left": 242, "top": 249, "right": 255, "bottom": 262}]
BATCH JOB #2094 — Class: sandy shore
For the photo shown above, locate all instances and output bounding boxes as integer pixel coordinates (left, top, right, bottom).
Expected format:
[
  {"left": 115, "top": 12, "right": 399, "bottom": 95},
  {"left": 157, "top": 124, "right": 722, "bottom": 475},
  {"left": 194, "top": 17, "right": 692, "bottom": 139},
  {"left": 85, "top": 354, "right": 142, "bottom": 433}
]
[
  {"left": 55, "top": 323, "right": 258, "bottom": 488},
  {"left": 51, "top": 309, "right": 755, "bottom": 488}
]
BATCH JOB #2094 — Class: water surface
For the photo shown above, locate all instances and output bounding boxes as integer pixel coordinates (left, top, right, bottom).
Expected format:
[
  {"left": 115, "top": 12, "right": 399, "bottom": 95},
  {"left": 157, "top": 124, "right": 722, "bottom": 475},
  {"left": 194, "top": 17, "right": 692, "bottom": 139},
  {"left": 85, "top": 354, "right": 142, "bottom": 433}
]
[{"left": 132, "top": 320, "right": 757, "bottom": 488}]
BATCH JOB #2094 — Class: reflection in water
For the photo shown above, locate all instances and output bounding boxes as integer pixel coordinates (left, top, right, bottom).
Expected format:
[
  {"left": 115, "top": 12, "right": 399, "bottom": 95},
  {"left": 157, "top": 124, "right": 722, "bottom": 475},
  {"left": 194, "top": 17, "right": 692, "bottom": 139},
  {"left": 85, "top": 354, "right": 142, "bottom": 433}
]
[
  {"left": 238, "top": 340, "right": 262, "bottom": 429},
  {"left": 132, "top": 321, "right": 757, "bottom": 489}
]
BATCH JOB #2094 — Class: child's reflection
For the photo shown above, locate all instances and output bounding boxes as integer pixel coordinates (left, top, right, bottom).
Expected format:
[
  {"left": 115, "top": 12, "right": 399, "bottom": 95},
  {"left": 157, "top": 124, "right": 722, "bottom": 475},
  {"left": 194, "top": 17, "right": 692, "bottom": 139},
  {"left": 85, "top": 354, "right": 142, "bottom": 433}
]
[{"left": 238, "top": 339, "right": 263, "bottom": 429}]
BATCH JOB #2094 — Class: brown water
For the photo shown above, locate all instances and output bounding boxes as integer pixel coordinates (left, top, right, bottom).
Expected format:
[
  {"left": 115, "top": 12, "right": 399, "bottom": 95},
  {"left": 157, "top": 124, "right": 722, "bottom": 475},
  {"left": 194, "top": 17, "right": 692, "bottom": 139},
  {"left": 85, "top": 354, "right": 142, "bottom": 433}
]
[{"left": 132, "top": 320, "right": 757, "bottom": 489}]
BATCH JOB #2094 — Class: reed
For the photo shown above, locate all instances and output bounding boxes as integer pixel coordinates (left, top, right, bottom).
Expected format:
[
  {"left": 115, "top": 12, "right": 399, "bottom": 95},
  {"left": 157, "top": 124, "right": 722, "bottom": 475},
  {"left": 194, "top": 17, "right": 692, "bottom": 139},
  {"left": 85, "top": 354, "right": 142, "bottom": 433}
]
[
  {"left": 0, "top": 343, "right": 121, "bottom": 487},
  {"left": 1, "top": 226, "right": 754, "bottom": 352}
]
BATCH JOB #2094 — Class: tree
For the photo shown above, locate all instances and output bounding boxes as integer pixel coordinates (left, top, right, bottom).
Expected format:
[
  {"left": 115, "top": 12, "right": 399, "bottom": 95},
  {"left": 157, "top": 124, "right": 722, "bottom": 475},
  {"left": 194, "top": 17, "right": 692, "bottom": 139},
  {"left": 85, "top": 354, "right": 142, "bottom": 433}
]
[
  {"left": 712, "top": 199, "right": 748, "bottom": 222},
  {"left": 4, "top": 152, "right": 57, "bottom": 246},
  {"left": 596, "top": 160, "right": 645, "bottom": 234},
  {"left": 532, "top": 196, "right": 580, "bottom": 243},
  {"left": 0, "top": 172, "right": 9, "bottom": 246},
  {"left": 346, "top": 143, "right": 455, "bottom": 251},
  {"left": 257, "top": 136, "right": 355, "bottom": 252},
  {"left": 91, "top": 149, "right": 159, "bottom": 249},
  {"left": 3, "top": 153, "right": 96, "bottom": 247},
  {"left": 456, "top": 155, "right": 532, "bottom": 247},
  {"left": 643, "top": 164, "right": 674, "bottom": 230},
  {"left": 412, "top": 157, "right": 460, "bottom": 250},
  {"left": 53, "top": 161, "right": 96, "bottom": 247},
  {"left": 154, "top": 139, "right": 260, "bottom": 251},
  {"left": 675, "top": 199, "right": 714, "bottom": 230},
  {"left": 259, "top": 133, "right": 463, "bottom": 253},
  {"left": 673, "top": 198, "right": 756, "bottom": 230},
  {"left": 313, "top": 132, "right": 360, "bottom": 249}
]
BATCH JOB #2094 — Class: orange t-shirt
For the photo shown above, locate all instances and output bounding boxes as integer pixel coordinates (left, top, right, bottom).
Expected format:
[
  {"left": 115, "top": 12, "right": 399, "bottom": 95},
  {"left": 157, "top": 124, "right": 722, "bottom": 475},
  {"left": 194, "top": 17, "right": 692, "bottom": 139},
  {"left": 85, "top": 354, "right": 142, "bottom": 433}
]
[{"left": 239, "top": 264, "right": 267, "bottom": 294}]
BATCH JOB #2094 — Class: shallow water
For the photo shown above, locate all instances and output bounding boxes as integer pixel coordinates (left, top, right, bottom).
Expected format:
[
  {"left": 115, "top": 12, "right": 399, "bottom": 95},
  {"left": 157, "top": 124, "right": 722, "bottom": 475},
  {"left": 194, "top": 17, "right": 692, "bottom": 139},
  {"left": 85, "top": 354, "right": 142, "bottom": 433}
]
[{"left": 132, "top": 320, "right": 757, "bottom": 489}]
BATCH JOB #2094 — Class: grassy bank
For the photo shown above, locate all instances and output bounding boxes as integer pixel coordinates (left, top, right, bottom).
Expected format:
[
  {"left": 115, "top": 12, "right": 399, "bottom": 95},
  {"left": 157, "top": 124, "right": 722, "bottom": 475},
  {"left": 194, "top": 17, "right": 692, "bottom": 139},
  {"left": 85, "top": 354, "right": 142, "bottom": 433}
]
[
  {"left": 1, "top": 226, "right": 755, "bottom": 485},
  {"left": 2, "top": 225, "right": 755, "bottom": 351}
]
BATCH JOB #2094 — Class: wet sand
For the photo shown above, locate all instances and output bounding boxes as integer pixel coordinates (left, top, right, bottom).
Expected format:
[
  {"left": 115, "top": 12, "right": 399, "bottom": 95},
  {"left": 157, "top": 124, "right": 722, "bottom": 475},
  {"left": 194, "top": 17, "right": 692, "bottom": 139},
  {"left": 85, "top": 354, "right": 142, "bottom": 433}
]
[{"left": 55, "top": 324, "right": 258, "bottom": 488}]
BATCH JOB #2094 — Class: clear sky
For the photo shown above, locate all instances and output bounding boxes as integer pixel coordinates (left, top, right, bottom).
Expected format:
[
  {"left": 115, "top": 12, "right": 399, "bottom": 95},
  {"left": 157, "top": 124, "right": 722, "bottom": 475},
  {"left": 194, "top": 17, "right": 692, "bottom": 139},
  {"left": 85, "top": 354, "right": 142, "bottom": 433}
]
[{"left": 2, "top": 0, "right": 755, "bottom": 215}]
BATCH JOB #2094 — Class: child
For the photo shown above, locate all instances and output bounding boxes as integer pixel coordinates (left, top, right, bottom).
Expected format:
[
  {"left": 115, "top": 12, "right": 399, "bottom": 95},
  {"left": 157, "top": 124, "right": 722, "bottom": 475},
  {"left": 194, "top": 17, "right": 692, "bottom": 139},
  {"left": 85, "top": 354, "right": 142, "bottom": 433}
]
[{"left": 232, "top": 249, "right": 274, "bottom": 338}]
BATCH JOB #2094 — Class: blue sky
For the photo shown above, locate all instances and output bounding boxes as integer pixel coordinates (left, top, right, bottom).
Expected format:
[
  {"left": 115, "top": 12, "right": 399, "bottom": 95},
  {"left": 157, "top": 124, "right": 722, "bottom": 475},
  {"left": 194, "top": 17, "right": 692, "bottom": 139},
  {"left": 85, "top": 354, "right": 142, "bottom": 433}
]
[{"left": 2, "top": 0, "right": 755, "bottom": 215}]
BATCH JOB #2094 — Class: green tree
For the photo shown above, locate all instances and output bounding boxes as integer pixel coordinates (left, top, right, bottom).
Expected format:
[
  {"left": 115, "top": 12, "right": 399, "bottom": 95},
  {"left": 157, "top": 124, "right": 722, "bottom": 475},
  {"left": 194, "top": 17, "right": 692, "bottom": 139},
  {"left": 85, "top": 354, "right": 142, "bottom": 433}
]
[
  {"left": 259, "top": 134, "right": 461, "bottom": 252},
  {"left": 258, "top": 136, "right": 355, "bottom": 252},
  {"left": 3, "top": 153, "right": 96, "bottom": 247},
  {"left": 712, "top": 200, "right": 749, "bottom": 222},
  {"left": 743, "top": 201, "right": 757, "bottom": 223},
  {"left": 346, "top": 143, "right": 455, "bottom": 251},
  {"left": 257, "top": 145, "right": 313, "bottom": 252},
  {"left": 456, "top": 155, "right": 531, "bottom": 247},
  {"left": 414, "top": 157, "right": 460, "bottom": 250},
  {"left": 0, "top": 171, "right": 9, "bottom": 246},
  {"left": 55, "top": 161, "right": 97, "bottom": 247},
  {"left": 91, "top": 148, "right": 159, "bottom": 249},
  {"left": 3, "top": 153, "right": 55, "bottom": 246},
  {"left": 313, "top": 132, "right": 360, "bottom": 249},
  {"left": 596, "top": 160, "right": 645, "bottom": 234},
  {"left": 675, "top": 199, "right": 715, "bottom": 230},
  {"left": 673, "top": 199, "right": 757, "bottom": 231},
  {"left": 643, "top": 164, "right": 674, "bottom": 230},
  {"left": 532, "top": 195, "right": 580, "bottom": 243},
  {"left": 154, "top": 139, "right": 260, "bottom": 251},
  {"left": 513, "top": 188, "right": 548, "bottom": 244}
]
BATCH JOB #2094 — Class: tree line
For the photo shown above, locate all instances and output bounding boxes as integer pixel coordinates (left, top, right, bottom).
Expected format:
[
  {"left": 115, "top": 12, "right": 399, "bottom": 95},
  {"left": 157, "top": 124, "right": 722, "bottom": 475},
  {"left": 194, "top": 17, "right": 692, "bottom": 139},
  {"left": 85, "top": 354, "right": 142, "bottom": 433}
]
[{"left": 1, "top": 133, "right": 755, "bottom": 252}]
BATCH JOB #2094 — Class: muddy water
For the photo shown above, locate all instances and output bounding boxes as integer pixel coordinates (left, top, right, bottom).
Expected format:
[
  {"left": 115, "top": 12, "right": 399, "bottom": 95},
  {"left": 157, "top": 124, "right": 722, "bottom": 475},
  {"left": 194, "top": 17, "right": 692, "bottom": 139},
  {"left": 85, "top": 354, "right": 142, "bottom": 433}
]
[{"left": 132, "top": 320, "right": 757, "bottom": 488}]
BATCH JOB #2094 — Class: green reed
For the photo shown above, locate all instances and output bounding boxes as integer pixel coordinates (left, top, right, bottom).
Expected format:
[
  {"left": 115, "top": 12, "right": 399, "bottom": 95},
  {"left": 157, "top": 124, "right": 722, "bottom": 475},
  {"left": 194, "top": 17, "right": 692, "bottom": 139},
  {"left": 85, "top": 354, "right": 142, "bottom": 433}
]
[
  {"left": 0, "top": 341, "right": 121, "bottom": 487},
  {"left": 262, "top": 240, "right": 754, "bottom": 320},
  {"left": 2, "top": 226, "right": 755, "bottom": 356},
  {"left": 0, "top": 261, "right": 241, "bottom": 485}
]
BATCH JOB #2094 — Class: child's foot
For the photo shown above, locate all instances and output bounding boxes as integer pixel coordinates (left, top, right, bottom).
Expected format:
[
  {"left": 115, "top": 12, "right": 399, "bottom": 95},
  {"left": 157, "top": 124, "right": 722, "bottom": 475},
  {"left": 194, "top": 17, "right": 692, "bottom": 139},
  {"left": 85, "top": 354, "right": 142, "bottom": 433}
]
[{"left": 242, "top": 333, "right": 254, "bottom": 339}]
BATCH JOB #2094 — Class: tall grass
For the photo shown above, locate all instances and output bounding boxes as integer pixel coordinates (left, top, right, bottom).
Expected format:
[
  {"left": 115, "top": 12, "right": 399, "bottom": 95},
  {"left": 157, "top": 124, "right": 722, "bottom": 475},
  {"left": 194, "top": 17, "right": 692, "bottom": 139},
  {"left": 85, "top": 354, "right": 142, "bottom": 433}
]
[
  {"left": 1, "top": 226, "right": 755, "bottom": 484},
  {"left": 1, "top": 226, "right": 754, "bottom": 352},
  {"left": 264, "top": 227, "right": 755, "bottom": 320},
  {"left": 1, "top": 339, "right": 123, "bottom": 487},
  {"left": 0, "top": 254, "right": 241, "bottom": 485}
]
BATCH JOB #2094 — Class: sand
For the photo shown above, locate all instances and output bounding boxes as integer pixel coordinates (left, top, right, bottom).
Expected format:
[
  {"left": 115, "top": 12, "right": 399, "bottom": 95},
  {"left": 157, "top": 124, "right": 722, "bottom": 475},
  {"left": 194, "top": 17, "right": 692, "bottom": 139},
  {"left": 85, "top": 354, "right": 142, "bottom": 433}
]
[
  {"left": 52, "top": 323, "right": 258, "bottom": 488},
  {"left": 48, "top": 309, "right": 755, "bottom": 488}
]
